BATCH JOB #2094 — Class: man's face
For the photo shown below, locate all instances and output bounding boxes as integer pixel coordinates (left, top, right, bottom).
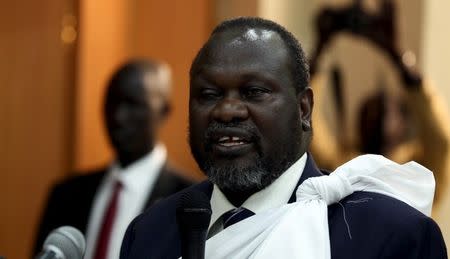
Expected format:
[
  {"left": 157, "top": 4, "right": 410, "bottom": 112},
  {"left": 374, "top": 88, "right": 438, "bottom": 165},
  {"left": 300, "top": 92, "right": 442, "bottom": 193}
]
[
  {"left": 104, "top": 76, "right": 155, "bottom": 161},
  {"left": 189, "top": 28, "right": 308, "bottom": 195}
]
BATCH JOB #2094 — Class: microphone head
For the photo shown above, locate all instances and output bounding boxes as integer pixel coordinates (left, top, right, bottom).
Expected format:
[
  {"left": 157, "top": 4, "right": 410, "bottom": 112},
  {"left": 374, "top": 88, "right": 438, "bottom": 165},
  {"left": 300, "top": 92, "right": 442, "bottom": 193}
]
[
  {"left": 176, "top": 189, "right": 212, "bottom": 232},
  {"left": 43, "top": 226, "right": 86, "bottom": 259}
]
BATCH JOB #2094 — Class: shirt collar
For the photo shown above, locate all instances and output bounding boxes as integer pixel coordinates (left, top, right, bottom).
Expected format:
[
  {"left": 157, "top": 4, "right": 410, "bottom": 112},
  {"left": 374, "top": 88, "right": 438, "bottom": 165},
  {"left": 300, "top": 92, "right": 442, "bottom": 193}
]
[
  {"left": 209, "top": 153, "right": 308, "bottom": 228},
  {"left": 109, "top": 144, "right": 167, "bottom": 192}
]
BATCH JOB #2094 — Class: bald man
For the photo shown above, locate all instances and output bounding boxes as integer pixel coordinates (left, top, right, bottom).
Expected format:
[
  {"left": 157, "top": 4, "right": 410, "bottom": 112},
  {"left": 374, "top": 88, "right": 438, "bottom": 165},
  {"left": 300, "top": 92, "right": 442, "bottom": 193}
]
[{"left": 34, "top": 60, "right": 193, "bottom": 259}]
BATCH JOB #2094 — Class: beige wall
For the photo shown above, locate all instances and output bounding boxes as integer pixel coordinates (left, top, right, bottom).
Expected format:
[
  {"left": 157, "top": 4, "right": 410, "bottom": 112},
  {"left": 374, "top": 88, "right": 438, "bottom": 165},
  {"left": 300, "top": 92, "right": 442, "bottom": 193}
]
[
  {"left": 74, "top": 0, "right": 135, "bottom": 171},
  {"left": 422, "top": 0, "right": 450, "bottom": 113},
  {"left": 0, "top": 1, "right": 76, "bottom": 258},
  {"left": 422, "top": 0, "right": 450, "bottom": 245},
  {"left": 214, "top": 0, "right": 258, "bottom": 25}
]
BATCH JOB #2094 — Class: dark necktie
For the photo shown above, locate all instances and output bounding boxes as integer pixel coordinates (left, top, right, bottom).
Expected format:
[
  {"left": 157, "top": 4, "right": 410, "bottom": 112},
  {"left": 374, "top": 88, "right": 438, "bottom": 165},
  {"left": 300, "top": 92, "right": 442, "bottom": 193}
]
[
  {"left": 93, "top": 181, "right": 122, "bottom": 259},
  {"left": 222, "top": 207, "right": 255, "bottom": 229}
]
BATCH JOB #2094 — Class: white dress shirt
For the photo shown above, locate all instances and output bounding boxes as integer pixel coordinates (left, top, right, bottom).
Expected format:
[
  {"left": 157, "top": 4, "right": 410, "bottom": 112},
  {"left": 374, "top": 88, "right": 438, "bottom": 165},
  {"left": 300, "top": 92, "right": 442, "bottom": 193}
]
[
  {"left": 208, "top": 153, "right": 307, "bottom": 235},
  {"left": 83, "top": 144, "right": 167, "bottom": 259}
]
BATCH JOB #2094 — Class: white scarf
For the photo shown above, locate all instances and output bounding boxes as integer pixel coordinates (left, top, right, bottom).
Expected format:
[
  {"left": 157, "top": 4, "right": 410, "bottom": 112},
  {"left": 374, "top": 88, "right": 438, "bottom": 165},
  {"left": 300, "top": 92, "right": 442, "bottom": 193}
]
[{"left": 203, "top": 155, "right": 435, "bottom": 259}]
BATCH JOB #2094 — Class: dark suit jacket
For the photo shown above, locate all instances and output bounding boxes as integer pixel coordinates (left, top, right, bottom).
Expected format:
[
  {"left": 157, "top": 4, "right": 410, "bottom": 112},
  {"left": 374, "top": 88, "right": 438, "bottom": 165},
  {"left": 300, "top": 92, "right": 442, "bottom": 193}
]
[
  {"left": 120, "top": 155, "right": 447, "bottom": 259},
  {"left": 33, "top": 163, "right": 192, "bottom": 256}
]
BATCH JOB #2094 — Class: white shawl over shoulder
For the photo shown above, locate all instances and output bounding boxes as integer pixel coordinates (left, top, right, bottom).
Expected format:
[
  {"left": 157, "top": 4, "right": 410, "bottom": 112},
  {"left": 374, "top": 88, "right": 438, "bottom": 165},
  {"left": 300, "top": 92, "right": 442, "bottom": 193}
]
[{"left": 202, "top": 155, "right": 435, "bottom": 259}]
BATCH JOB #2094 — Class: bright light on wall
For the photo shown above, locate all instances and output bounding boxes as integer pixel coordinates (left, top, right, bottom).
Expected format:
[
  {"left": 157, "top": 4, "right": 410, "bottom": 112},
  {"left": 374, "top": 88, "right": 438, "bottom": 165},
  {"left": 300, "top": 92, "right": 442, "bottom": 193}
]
[{"left": 61, "top": 13, "right": 77, "bottom": 44}]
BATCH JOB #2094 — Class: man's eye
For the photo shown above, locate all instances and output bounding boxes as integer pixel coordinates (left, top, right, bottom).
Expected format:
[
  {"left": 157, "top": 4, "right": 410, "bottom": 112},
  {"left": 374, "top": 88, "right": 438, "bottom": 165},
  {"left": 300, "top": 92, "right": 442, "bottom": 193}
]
[
  {"left": 244, "top": 87, "right": 270, "bottom": 98},
  {"left": 200, "top": 89, "right": 221, "bottom": 99}
]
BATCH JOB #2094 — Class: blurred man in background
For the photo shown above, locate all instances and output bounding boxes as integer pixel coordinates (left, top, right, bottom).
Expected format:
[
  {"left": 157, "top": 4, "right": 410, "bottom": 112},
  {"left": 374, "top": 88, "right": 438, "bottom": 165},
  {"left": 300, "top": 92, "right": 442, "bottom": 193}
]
[{"left": 34, "top": 59, "right": 193, "bottom": 259}]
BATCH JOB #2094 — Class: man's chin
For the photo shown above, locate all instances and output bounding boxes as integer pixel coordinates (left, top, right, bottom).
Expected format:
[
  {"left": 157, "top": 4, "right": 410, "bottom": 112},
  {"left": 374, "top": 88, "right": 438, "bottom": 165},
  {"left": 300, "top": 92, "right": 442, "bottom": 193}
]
[
  {"left": 208, "top": 147, "right": 262, "bottom": 164},
  {"left": 211, "top": 157, "right": 255, "bottom": 170},
  {"left": 202, "top": 161, "right": 268, "bottom": 194}
]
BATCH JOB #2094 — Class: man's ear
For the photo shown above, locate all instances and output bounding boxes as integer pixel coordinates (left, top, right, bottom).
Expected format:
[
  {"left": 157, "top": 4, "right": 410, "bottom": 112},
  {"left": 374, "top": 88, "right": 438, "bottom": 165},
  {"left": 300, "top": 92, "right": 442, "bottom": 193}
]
[{"left": 298, "top": 87, "right": 314, "bottom": 131}]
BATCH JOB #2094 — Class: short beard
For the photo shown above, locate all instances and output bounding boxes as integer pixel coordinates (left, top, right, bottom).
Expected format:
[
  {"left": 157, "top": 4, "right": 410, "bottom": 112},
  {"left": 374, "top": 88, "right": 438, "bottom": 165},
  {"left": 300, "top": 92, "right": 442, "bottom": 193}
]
[
  {"left": 189, "top": 117, "right": 305, "bottom": 196},
  {"left": 202, "top": 157, "right": 277, "bottom": 195},
  {"left": 194, "top": 144, "right": 293, "bottom": 195}
]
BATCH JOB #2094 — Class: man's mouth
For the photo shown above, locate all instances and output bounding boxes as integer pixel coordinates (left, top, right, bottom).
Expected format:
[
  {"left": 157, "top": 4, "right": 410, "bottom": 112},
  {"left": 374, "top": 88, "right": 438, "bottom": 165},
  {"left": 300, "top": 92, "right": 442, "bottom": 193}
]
[
  {"left": 217, "top": 136, "right": 250, "bottom": 147},
  {"left": 207, "top": 128, "right": 257, "bottom": 157}
]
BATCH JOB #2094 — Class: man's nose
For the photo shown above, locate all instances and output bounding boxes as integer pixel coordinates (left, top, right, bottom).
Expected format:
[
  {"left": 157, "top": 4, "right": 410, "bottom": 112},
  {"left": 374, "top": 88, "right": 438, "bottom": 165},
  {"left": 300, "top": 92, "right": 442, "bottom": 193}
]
[{"left": 211, "top": 97, "right": 249, "bottom": 123}]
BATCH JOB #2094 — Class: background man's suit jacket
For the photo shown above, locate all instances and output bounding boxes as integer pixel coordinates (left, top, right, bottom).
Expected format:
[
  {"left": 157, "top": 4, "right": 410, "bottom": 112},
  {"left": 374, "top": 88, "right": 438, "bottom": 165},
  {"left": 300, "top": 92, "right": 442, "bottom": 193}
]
[
  {"left": 33, "top": 164, "right": 192, "bottom": 256},
  {"left": 120, "top": 155, "right": 447, "bottom": 259}
]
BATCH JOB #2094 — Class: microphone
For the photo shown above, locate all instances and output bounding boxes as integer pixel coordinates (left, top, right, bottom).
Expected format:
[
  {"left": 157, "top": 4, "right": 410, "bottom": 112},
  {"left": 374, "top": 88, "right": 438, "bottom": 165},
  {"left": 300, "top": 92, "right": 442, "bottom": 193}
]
[
  {"left": 36, "top": 226, "right": 86, "bottom": 259},
  {"left": 176, "top": 190, "right": 212, "bottom": 259}
]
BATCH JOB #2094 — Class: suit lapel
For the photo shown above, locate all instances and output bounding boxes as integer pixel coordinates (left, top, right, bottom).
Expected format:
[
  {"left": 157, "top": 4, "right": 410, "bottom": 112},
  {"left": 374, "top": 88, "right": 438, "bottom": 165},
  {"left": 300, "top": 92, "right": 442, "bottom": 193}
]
[
  {"left": 80, "top": 170, "right": 107, "bottom": 232},
  {"left": 145, "top": 166, "right": 211, "bottom": 209},
  {"left": 288, "top": 153, "right": 324, "bottom": 203},
  {"left": 144, "top": 165, "right": 169, "bottom": 208},
  {"left": 194, "top": 180, "right": 214, "bottom": 198}
]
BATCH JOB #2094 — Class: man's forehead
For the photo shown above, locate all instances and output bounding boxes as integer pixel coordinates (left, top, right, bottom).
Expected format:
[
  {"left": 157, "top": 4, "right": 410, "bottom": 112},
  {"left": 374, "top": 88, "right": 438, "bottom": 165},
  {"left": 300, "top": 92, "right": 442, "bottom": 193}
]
[
  {"left": 198, "top": 27, "right": 287, "bottom": 65},
  {"left": 110, "top": 68, "right": 169, "bottom": 98},
  {"left": 227, "top": 28, "right": 278, "bottom": 46},
  {"left": 143, "top": 65, "right": 171, "bottom": 96},
  {"left": 189, "top": 27, "right": 291, "bottom": 80},
  {"left": 210, "top": 27, "right": 282, "bottom": 47}
]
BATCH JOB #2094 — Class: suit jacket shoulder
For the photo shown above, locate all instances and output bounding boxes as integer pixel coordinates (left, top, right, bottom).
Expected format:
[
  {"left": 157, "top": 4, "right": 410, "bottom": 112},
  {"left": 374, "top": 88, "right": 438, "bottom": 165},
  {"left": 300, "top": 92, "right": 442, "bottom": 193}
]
[
  {"left": 145, "top": 164, "right": 194, "bottom": 207},
  {"left": 328, "top": 191, "right": 447, "bottom": 259},
  {"left": 33, "top": 168, "right": 106, "bottom": 255}
]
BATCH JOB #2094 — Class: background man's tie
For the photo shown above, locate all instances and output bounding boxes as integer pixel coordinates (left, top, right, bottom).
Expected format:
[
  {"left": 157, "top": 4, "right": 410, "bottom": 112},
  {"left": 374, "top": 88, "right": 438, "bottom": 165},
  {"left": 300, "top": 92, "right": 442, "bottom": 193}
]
[{"left": 93, "top": 181, "right": 122, "bottom": 259}]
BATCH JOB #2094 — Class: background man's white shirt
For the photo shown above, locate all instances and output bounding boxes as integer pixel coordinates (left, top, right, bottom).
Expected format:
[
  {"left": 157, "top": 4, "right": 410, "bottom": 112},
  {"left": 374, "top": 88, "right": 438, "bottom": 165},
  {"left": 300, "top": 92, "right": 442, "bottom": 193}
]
[{"left": 83, "top": 144, "right": 167, "bottom": 259}]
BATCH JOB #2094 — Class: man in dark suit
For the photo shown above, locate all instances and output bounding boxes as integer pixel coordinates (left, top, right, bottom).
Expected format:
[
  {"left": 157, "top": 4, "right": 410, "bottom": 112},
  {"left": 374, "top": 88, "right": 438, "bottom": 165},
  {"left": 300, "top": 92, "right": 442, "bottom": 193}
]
[
  {"left": 34, "top": 60, "right": 192, "bottom": 259},
  {"left": 120, "top": 17, "right": 447, "bottom": 259}
]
